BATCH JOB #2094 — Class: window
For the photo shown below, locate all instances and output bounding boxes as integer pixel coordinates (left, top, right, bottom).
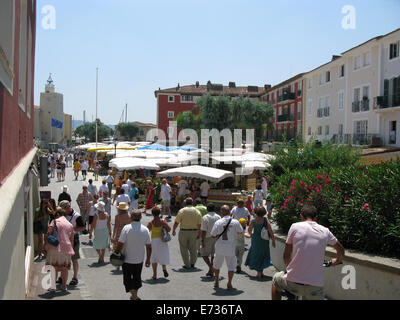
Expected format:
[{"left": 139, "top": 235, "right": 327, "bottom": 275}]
[
  {"left": 308, "top": 127, "right": 311, "bottom": 136},
  {"left": 325, "top": 125, "right": 330, "bottom": 135},
  {"left": 307, "top": 99, "right": 312, "bottom": 116},
  {"left": 338, "top": 91, "right": 344, "bottom": 109},
  {"left": 363, "top": 52, "right": 371, "bottom": 67},
  {"left": 319, "top": 74, "right": 324, "bottom": 85},
  {"left": 326, "top": 71, "right": 331, "bottom": 83},
  {"left": 354, "top": 56, "right": 362, "bottom": 70},
  {"left": 0, "top": 0, "right": 15, "bottom": 94},
  {"left": 308, "top": 78, "right": 313, "bottom": 89},
  {"left": 297, "top": 102, "right": 301, "bottom": 120},
  {"left": 338, "top": 124, "right": 343, "bottom": 135},
  {"left": 18, "top": 0, "right": 28, "bottom": 111},
  {"left": 167, "top": 111, "right": 174, "bottom": 119},
  {"left": 390, "top": 41, "right": 400, "bottom": 59},
  {"left": 354, "top": 120, "right": 368, "bottom": 135},
  {"left": 317, "top": 126, "right": 322, "bottom": 135},
  {"left": 325, "top": 96, "right": 330, "bottom": 117},
  {"left": 181, "top": 95, "right": 193, "bottom": 102},
  {"left": 339, "top": 64, "right": 345, "bottom": 78},
  {"left": 168, "top": 96, "right": 174, "bottom": 103}
]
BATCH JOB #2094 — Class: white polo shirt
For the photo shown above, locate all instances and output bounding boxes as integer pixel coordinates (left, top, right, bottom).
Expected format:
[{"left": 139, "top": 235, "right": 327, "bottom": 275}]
[
  {"left": 161, "top": 183, "right": 172, "bottom": 201},
  {"left": 119, "top": 222, "right": 151, "bottom": 264},
  {"left": 200, "top": 181, "right": 210, "bottom": 197}
]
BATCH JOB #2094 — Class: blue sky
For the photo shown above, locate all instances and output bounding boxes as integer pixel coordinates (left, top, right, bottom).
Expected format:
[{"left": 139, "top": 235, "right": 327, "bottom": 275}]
[{"left": 34, "top": 0, "right": 400, "bottom": 125}]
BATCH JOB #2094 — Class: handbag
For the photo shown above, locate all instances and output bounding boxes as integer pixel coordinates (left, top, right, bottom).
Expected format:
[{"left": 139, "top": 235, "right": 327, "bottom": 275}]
[
  {"left": 47, "top": 219, "right": 60, "bottom": 247},
  {"left": 110, "top": 252, "right": 125, "bottom": 267},
  {"left": 260, "top": 217, "right": 270, "bottom": 241},
  {"left": 161, "top": 221, "right": 171, "bottom": 242}
]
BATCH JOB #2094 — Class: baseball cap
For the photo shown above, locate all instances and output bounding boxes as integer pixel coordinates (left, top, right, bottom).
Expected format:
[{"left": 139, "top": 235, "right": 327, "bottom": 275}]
[{"left": 239, "top": 218, "right": 247, "bottom": 228}]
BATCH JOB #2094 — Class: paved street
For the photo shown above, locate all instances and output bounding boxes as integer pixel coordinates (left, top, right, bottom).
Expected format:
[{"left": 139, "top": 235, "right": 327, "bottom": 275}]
[{"left": 30, "top": 166, "right": 278, "bottom": 300}]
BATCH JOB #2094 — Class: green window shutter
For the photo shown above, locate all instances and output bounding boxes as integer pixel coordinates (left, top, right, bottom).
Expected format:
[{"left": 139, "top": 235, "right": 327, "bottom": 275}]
[
  {"left": 396, "top": 76, "right": 400, "bottom": 102},
  {"left": 390, "top": 44, "right": 393, "bottom": 59},
  {"left": 384, "top": 79, "right": 389, "bottom": 97}
]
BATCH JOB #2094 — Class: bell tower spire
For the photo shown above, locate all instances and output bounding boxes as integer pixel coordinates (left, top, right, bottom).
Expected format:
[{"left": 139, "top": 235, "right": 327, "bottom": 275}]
[{"left": 45, "top": 73, "right": 55, "bottom": 93}]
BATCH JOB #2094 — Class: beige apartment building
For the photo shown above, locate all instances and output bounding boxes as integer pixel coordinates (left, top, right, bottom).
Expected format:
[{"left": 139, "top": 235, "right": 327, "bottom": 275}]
[{"left": 304, "top": 28, "right": 400, "bottom": 147}]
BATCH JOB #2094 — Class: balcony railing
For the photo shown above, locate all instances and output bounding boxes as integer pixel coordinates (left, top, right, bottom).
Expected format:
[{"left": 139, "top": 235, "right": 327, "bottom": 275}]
[
  {"left": 277, "top": 114, "right": 294, "bottom": 122},
  {"left": 278, "top": 92, "right": 296, "bottom": 103},
  {"left": 317, "top": 108, "right": 323, "bottom": 118},
  {"left": 352, "top": 101, "right": 360, "bottom": 113},
  {"left": 324, "top": 107, "right": 330, "bottom": 117},
  {"left": 297, "top": 89, "right": 302, "bottom": 97},
  {"left": 374, "top": 95, "right": 400, "bottom": 110},
  {"left": 330, "top": 133, "right": 383, "bottom": 146},
  {"left": 361, "top": 98, "right": 370, "bottom": 111}
]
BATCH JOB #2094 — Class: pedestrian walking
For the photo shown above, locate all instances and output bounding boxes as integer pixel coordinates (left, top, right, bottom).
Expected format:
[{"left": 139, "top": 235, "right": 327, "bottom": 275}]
[
  {"left": 56, "top": 159, "right": 62, "bottom": 182},
  {"left": 93, "top": 162, "right": 100, "bottom": 181},
  {"left": 105, "top": 170, "right": 114, "bottom": 196},
  {"left": 231, "top": 200, "right": 251, "bottom": 225},
  {"left": 50, "top": 157, "right": 56, "bottom": 178},
  {"left": 200, "top": 180, "right": 210, "bottom": 203},
  {"left": 59, "top": 201, "right": 86, "bottom": 286},
  {"left": 244, "top": 206, "right": 276, "bottom": 279},
  {"left": 172, "top": 198, "right": 202, "bottom": 269},
  {"left": 129, "top": 182, "right": 139, "bottom": 212},
  {"left": 34, "top": 199, "right": 51, "bottom": 259},
  {"left": 44, "top": 208, "right": 75, "bottom": 292},
  {"left": 177, "top": 178, "right": 188, "bottom": 207},
  {"left": 161, "top": 179, "right": 172, "bottom": 219},
  {"left": 235, "top": 218, "right": 247, "bottom": 274},
  {"left": 76, "top": 185, "right": 94, "bottom": 233},
  {"left": 73, "top": 159, "right": 81, "bottom": 180},
  {"left": 145, "top": 181, "right": 155, "bottom": 211},
  {"left": 112, "top": 186, "right": 121, "bottom": 205},
  {"left": 210, "top": 205, "right": 243, "bottom": 290},
  {"left": 81, "top": 159, "right": 89, "bottom": 180},
  {"left": 99, "top": 180, "right": 108, "bottom": 198},
  {"left": 58, "top": 185, "right": 71, "bottom": 205},
  {"left": 88, "top": 179, "right": 98, "bottom": 197},
  {"left": 92, "top": 201, "right": 112, "bottom": 263},
  {"left": 99, "top": 190, "right": 112, "bottom": 215},
  {"left": 245, "top": 195, "right": 253, "bottom": 215},
  {"left": 253, "top": 185, "right": 264, "bottom": 209},
  {"left": 116, "top": 187, "right": 130, "bottom": 207},
  {"left": 88, "top": 194, "right": 99, "bottom": 244},
  {"left": 114, "top": 210, "right": 152, "bottom": 300},
  {"left": 112, "top": 202, "right": 131, "bottom": 252},
  {"left": 200, "top": 203, "right": 221, "bottom": 277},
  {"left": 147, "top": 207, "right": 170, "bottom": 280}
]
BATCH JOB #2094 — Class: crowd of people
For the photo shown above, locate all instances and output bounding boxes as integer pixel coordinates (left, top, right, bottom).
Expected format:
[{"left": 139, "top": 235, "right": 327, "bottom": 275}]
[{"left": 34, "top": 149, "right": 345, "bottom": 300}]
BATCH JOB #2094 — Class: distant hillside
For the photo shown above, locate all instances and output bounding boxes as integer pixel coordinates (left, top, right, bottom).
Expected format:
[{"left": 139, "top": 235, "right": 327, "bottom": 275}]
[{"left": 72, "top": 120, "right": 115, "bottom": 130}]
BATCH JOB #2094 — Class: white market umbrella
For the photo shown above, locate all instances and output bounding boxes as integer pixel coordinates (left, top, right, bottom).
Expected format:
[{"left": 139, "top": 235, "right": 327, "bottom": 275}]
[
  {"left": 157, "top": 165, "right": 234, "bottom": 183},
  {"left": 109, "top": 157, "right": 160, "bottom": 171}
]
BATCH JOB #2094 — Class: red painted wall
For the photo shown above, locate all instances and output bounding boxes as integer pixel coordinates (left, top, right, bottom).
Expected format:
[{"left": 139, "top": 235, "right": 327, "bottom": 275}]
[
  {"left": 157, "top": 94, "right": 197, "bottom": 137},
  {"left": 0, "top": 0, "right": 36, "bottom": 183}
]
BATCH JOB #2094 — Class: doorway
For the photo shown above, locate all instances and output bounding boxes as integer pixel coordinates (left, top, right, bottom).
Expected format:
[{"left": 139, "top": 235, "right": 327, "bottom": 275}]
[{"left": 389, "top": 121, "right": 397, "bottom": 144}]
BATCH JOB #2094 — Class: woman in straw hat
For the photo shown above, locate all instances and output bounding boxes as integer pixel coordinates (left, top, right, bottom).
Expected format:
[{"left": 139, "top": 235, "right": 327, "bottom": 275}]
[
  {"left": 112, "top": 202, "right": 131, "bottom": 252},
  {"left": 92, "top": 201, "right": 112, "bottom": 263}
]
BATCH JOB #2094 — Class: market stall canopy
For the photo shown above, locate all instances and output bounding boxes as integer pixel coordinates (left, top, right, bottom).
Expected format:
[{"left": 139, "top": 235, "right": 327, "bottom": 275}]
[
  {"left": 109, "top": 157, "right": 160, "bottom": 171},
  {"left": 76, "top": 143, "right": 110, "bottom": 150},
  {"left": 138, "top": 144, "right": 170, "bottom": 151},
  {"left": 157, "top": 165, "right": 234, "bottom": 183},
  {"left": 242, "top": 161, "right": 271, "bottom": 170}
]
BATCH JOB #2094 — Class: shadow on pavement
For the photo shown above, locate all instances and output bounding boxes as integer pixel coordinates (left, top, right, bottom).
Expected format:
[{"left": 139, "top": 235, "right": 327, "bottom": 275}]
[
  {"left": 172, "top": 267, "right": 203, "bottom": 273},
  {"left": 242, "top": 271, "right": 273, "bottom": 282},
  {"left": 88, "top": 262, "right": 110, "bottom": 268},
  {"left": 143, "top": 278, "right": 170, "bottom": 285},
  {"left": 38, "top": 290, "right": 71, "bottom": 299},
  {"left": 211, "top": 287, "right": 244, "bottom": 297}
]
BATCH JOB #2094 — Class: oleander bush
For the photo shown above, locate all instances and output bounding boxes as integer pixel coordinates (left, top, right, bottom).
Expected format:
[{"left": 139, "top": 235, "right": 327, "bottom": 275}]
[{"left": 269, "top": 141, "right": 400, "bottom": 257}]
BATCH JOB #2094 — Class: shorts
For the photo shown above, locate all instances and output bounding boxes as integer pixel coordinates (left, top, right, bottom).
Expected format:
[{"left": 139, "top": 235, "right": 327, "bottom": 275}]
[
  {"left": 82, "top": 170, "right": 87, "bottom": 175},
  {"left": 89, "top": 216, "right": 94, "bottom": 225},
  {"left": 162, "top": 200, "right": 171, "bottom": 207},
  {"left": 72, "top": 238, "right": 80, "bottom": 260},
  {"left": 272, "top": 271, "right": 324, "bottom": 300},
  {"left": 213, "top": 254, "right": 237, "bottom": 272},
  {"left": 122, "top": 262, "right": 143, "bottom": 292},
  {"left": 254, "top": 199, "right": 263, "bottom": 208},
  {"left": 200, "top": 237, "right": 216, "bottom": 257}
]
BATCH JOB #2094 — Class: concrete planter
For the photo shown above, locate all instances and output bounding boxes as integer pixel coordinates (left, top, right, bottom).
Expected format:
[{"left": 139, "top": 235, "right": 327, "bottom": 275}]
[{"left": 270, "top": 229, "right": 400, "bottom": 300}]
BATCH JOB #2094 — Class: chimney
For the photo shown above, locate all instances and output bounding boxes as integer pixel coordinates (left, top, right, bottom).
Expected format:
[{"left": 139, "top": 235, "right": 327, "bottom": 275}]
[
  {"left": 228, "top": 82, "right": 236, "bottom": 88},
  {"left": 195, "top": 81, "right": 199, "bottom": 88},
  {"left": 331, "top": 55, "right": 341, "bottom": 61},
  {"left": 176, "top": 83, "right": 180, "bottom": 91},
  {"left": 264, "top": 84, "right": 271, "bottom": 91}
]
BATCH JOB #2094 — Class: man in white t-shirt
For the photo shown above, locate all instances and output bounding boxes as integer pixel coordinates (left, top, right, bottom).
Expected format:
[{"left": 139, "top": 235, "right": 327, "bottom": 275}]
[
  {"left": 177, "top": 178, "right": 188, "bottom": 206},
  {"left": 200, "top": 180, "right": 210, "bottom": 203},
  {"left": 161, "top": 179, "right": 172, "bottom": 219},
  {"left": 126, "top": 175, "right": 133, "bottom": 193},
  {"left": 81, "top": 160, "right": 89, "bottom": 180},
  {"left": 231, "top": 200, "right": 251, "bottom": 225},
  {"left": 271, "top": 205, "right": 345, "bottom": 300},
  {"left": 99, "top": 180, "right": 109, "bottom": 197},
  {"left": 115, "top": 210, "right": 151, "bottom": 301},
  {"left": 116, "top": 188, "right": 131, "bottom": 207},
  {"left": 200, "top": 203, "right": 221, "bottom": 277},
  {"left": 105, "top": 171, "right": 114, "bottom": 196},
  {"left": 210, "top": 205, "right": 243, "bottom": 290}
]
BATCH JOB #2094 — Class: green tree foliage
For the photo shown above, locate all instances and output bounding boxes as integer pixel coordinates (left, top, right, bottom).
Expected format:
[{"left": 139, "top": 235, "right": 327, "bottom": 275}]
[
  {"left": 175, "top": 111, "right": 202, "bottom": 136},
  {"left": 75, "top": 119, "right": 114, "bottom": 142},
  {"left": 116, "top": 122, "right": 139, "bottom": 141}
]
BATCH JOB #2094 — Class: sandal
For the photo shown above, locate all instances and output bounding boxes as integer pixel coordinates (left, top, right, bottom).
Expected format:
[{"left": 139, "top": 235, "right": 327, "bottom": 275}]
[
  {"left": 69, "top": 278, "right": 78, "bottom": 286},
  {"left": 206, "top": 271, "right": 214, "bottom": 277},
  {"left": 56, "top": 277, "right": 63, "bottom": 284}
]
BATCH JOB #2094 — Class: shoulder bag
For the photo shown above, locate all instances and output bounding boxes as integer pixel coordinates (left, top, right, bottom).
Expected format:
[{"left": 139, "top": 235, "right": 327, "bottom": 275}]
[
  {"left": 47, "top": 219, "right": 60, "bottom": 247},
  {"left": 260, "top": 217, "right": 270, "bottom": 241},
  {"left": 217, "top": 218, "right": 232, "bottom": 240},
  {"left": 161, "top": 220, "right": 171, "bottom": 242}
]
